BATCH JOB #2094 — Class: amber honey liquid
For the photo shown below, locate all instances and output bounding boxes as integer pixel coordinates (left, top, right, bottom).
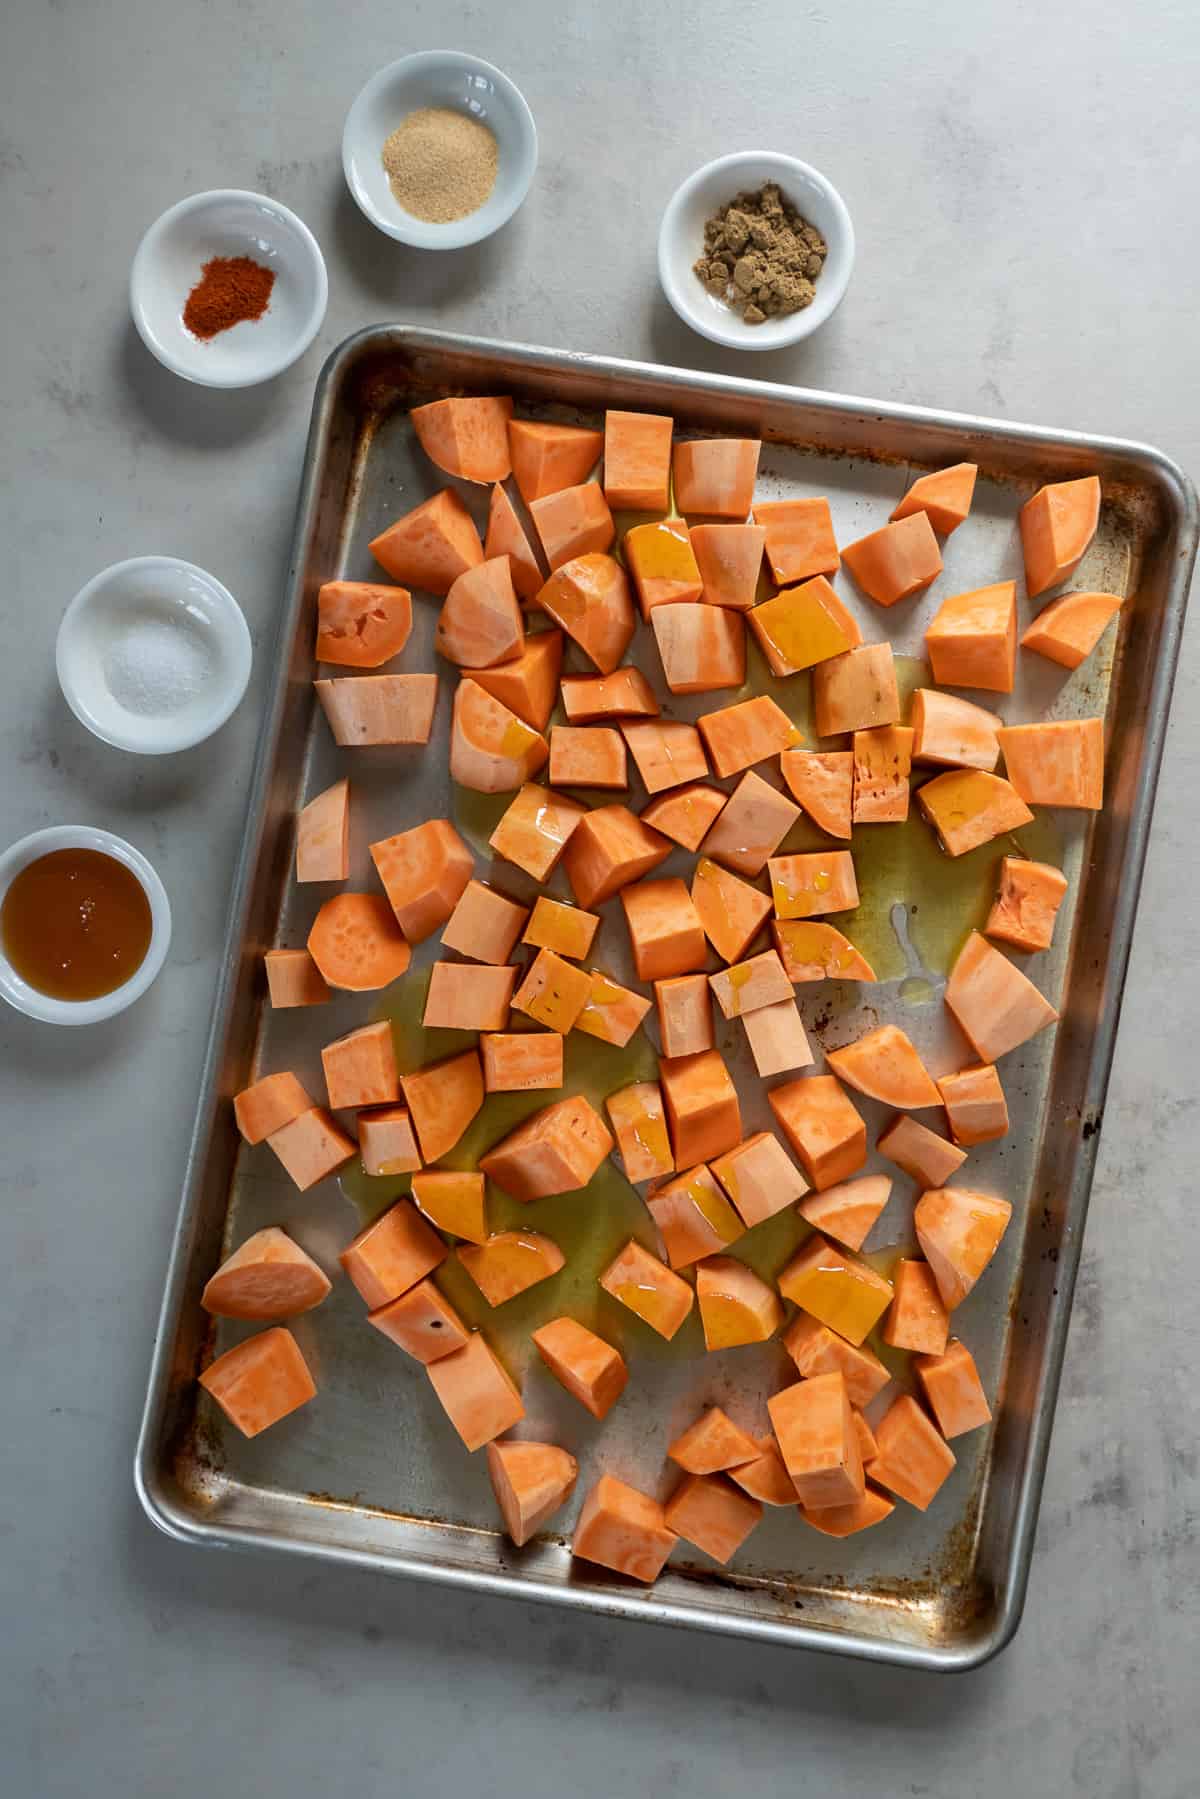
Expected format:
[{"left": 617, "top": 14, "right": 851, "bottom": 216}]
[{"left": 1, "top": 848, "right": 152, "bottom": 1000}]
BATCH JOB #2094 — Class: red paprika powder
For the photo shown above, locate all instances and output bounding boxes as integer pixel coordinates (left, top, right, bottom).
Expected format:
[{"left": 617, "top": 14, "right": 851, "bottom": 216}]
[{"left": 183, "top": 255, "right": 275, "bottom": 340}]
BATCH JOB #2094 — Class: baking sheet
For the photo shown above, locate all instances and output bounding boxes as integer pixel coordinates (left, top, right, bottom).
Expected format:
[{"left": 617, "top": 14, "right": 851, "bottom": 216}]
[{"left": 136, "top": 327, "right": 1196, "bottom": 1669}]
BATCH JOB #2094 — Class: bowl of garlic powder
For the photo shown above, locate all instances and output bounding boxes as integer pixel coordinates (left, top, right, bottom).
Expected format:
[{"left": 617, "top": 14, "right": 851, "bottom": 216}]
[{"left": 343, "top": 51, "right": 537, "bottom": 249}]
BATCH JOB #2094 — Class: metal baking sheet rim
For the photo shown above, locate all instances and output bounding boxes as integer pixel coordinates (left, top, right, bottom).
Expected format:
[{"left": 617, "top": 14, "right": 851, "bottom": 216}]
[{"left": 134, "top": 325, "right": 1198, "bottom": 1672}]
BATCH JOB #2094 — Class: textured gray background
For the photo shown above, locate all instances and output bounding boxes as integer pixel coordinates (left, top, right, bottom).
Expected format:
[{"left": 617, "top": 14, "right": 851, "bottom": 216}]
[{"left": 1, "top": 3, "right": 1196, "bottom": 1796}]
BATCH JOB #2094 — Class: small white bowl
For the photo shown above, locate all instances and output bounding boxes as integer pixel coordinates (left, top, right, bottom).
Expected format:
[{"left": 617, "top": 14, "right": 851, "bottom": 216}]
[
  {"left": 56, "top": 556, "right": 252, "bottom": 756},
  {"left": 0, "top": 826, "right": 171, "bottom": 1026},
  {"left": 343, "top": 51, "right": 537, "bottom": 249},
  {"left": 131, "top": 189, "right": 328, "bottom": 388},
  {"left": 659, "top": 152, "right": 855, "bottom": 350}
]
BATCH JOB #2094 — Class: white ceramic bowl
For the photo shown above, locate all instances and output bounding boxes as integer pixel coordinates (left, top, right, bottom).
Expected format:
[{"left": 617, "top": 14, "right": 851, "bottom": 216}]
[
  {"left": 130, "top": 190, "right": 328, "bottom": 388},
  {"left": 343, "top": 51, "right": 537, "bottom": 249},
  {"left": 56, "top": 556, "right": 253, "bottom": 755},
  {"left": 0, "top": 826, "right": 171, "bottom": 1026},
  {"left": 659, "top": 152, "right": 855, "bottom": 350}
]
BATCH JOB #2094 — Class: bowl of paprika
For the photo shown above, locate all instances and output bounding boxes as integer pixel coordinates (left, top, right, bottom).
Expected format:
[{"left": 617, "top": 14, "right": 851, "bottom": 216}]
[{"left": 130, "top": 189, "right": 328, "bottom": 388}]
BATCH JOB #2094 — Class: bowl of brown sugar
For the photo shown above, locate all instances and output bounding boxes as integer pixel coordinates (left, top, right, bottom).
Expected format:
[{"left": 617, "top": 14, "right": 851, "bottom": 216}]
[{"left": 343, "top": 51, "right": 537, "bottom": 249}]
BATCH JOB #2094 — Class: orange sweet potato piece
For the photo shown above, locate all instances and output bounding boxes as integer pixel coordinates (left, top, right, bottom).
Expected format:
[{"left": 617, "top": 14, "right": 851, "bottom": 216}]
[
  {"left": 918, "top": 769, "right": 1033, "bottom": 857},
  {"left": 710, "top": 1131, "right": 807, "bottom": 1227},
  {"left": 665, "top": 1473, "right": 762, "bottom": 1563},
  {"left": 647, "top": 1164, "right": 743, "bottom": 1269},
  {"left": 697, "top": 694, "right": 797, "bottom": 778},
  {"left": 549, "top": 725, "right": 627, "bottom": 790},
  {"left": 842, "top": 512, "right": 942, "bottom": 607},
  {"left": 489, "top": 782, "right": 586, "bottom": 881},
  {"left": 802, "top": 1486, "right": 895, "bottom": 1537},
  {"left": 427, "top": 1332, "right": 524, "bottom": 1451},
  {"left": 457, "top": 1230, "right": 565, "bottom": 1306},
  {"left": 532, "top": 1315, "right": 628, "bottom": 1419},
  {"left": 297, "top": 778, "right": 349, "bottom": 883},
  {"left": 769, "top": 850, "right": 859, "bottom": 919},
  {"left": 573, "top": 1474, "right": 677, "bottom": 1582},
  {"left": 508, "top": 419, "right": 603, "bottom": 504},
  {"left": 691, "top": 857, "right": 773, "bottom": 963},
  {"left": 339, "top": 1198, "right": 447, "bottom": 1308},
  {"left": 512, "top": 948, "right": 592, "bottom": 1033},
  {"left": 400, "top": 1049, "right": 484, "bottom": 1163},
  {"left": 603, "top": 409, "right": 673, "bottom": 511},
  {"left": 480, "top": 1094, "right": 613, "bottom": 1201},
  {"left": 741, "top": 996, "right": 815, "bottom": 1076},
  {"left": 673, "top": 438, "right": 760, "bottom": 518},
  {"left": 307, "top": 894, "right": 411, "bottom": 992},
  {"left": 370, "top": 818, "right": 473, "bottom": 944},
  {"left": 754, "top": 497, "right": 840, "bottom": 584},
  {"left": 266, "top": 1108, "right": 357, "bottom": 1190},
  {"left": 560, "top": 666, "right": 659, "bottom": 722},
  {"left": 915, "top": 1338, "right": 992, "bottom": 1438},
  {"left": 925, "top": 582, "right": 1017, "bottom": 693},
  {"left": 768, "top": 1372, "right": 864, "bottom": 1508},
  {"left": 668, "top": 1406, "right": 761, "bottom": 1474},
  {"left": 876, "top": 1113, "right": 967, "bottom": 1187},
  {"left": 436, "top": 557, "right": 524, "bottom": 669},
  {"left": 709, "top": 948, "right": 792, "bottom": 1020},
  {"left": 621, "top": 720, "right": 709, "bottom": 795},
  {"left": 798, "top": 1174, "right": 891, "bottom": 1252},
  {"left": 624, "top": 519, "right": 703, "bottom": 616},
  {"left": 315, "top": 673, "right": 438, "bottom": 746},
  {"left": 827, "top": 1023, "right": 940, "bottom": 1109},
  {"left": 264, "top": 948, "right": 331, "bottom": 1009},
  {"left": 996, "top": 718, "right": 1104, "bottom": 809},
  {"left": 531, "top": 484, "right": 615, "bottom": 570},
  {"left": 358, "top": 1105, "right": 422, "bottom": 1177},
  {"left": 605, "top": 1081, "right": 674, "bottom": 1183},
  {"left": 660, "top": 1048, "right": 742, "bottom": 1166},
  {"left": 621, "top": 876, "right": 706, "bottom": 981},
  {"left": 370, "top": 488, "right": 483, "bottom": 594},
  {"left": 423, "top": 961, "right": 517, "bottom": 1031},
  {"left": 470, "top": 628, "right": 562, "bottom": 730},
  {"left": 985, "top": 856, "right": 1068, "bottom": 953},
  {"left": 728, "top": 1436, "right": 801, "bottom": 1506},
  {"left": 368, "top": 1277, "right": 470, "bottom": 1364},
  {"left": 199, "top": 1326, "right": 316, "bottom": 1438},
  {"left": 316, "top": 582, "right": 412, "bottom": 668},
  {"left": 487, "top": 1439, "right": 578, "bottom": 1545},
  {"left": 484, "top": 481, "right": 545, "bottom": 600},
  {"left": 655, "top": 973, "right": 715, "bottom": 1060},
  {"left": 442, "top": 880, "right": 528, "bottom": 965},
  {"left": 535, "top": 552, "right": 634, "bottom": 672},
  {"left": 851, "top": 1410, "right": 880, "bottom": 1464},
  {"left": 522, "top": 896, "right": 599, "bottom": 960},
  {"left": 696, "top": 1256, "right": 783, "bottom": 1349},
  {"left": 702, "top": 772, "right": 799, "bottom": 877},
  {"left": 852, "top": 724, "right": 913, "bottom": 824},
  {"left": 914, "top": 1187, "right": 1012, "bottom": 1309},
  {"left": 945, "top": 931, "right": 1058, "bottom": 1062},
  {"left": 812, "top": 642, "right": 900, "bottom": 736},
  {"left": 782, "top": 1313, "right": 890, "bottom": 1407},
  {"left": 652, "top": 602, "right": 745, "bottom": 694},
  {"left": 910, "top": 688, "right": 1002, "bottom": 771},
  {"left": 575, "top": 970, "right": 652, "bottom": 1048},
  {"left": 562, "top": 805, "right": 671, "bottom": 907},
  {"left": 202, "top": 1227, "right": 331, "bottom": 1321},
  {"left": 641, "top": 783, "right": 727, "bottom": 851},
  {"left": 768, "top": 1074, "right": 866, "bottom": 1190},
  {"left": 938, "top": 1064, "right": 1009, "bottom": 1146},
  {"left": 882, "top": 1259, "right": 949, "bottom": 1355},
  {"left": 481, "top": 1030, "right": 564, "bottom": 1093},
  {"left": 772, "top": 920, "right": 876, "bottom": 982},
  {"left": 410, "top": 1169, "right": 488, "bottom": 1243},
  {"left": 749, "top": 575, "right": 861, "bottom": 677},
  {"left": 778, "top": 1235, "right": 892, "bottom": 1344},
  {"left": 690, "top": 522, "right": 766, "bottom": 610},
  {"left": 321, "top": 1019, "right": 400, "bottom": 1109},
  {"left": 1022, "top": 590, "right": 1122, "bottom": 669},
  {"left": 234, "top": 1071, "right": 313, "bottom": 1145},
  {"left": 890, "top": 462, "right": 977, "bottom": 534},
  {"left": 780, "top": 749, "right": 853, "bottom": 838},
  {"left": 1019, "top": 475, "right": 1101, "bottom": 598},
  {"left": 411, "top": 395, "right": 513, "bottom": 482},
  {"left": 599, "top": 1239, "right": 694, "bottom": 1340},
  {"left": 450, "top": 677, "right": 549, "bottom": 793},
  {"left": 868, "top": 1394, "right": 955, "bottom": 1511}
]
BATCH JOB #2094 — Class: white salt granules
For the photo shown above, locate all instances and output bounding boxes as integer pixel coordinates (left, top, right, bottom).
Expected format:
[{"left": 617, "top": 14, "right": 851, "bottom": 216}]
[{"left": 103, "top": 613, "right": 215, "bottom": 717}]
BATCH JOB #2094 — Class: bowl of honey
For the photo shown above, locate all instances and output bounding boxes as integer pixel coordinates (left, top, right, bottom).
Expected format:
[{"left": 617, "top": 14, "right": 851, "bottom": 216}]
[{"left": 0, "top": 826, "right": 171, "bottom": 1025}]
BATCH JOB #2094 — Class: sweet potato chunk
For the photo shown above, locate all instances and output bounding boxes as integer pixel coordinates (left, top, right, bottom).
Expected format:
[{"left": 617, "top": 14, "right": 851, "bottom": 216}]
[
  {"left": 264, "top": 948, "right": 330, "bottom": 1009},
  {"left": 423, "top": 961, "right": 517, "bottom": 1032},
  {"left": 531, "top": 484, "right": 615, "bottom": 571},
  {"left": 768, "top": 1074, "right": 866, "bottom": 1190},
  {"left": 749, "top": 574, "right": 861, "bottom": 677},
  {"left": 512, "top": 948, "right": 593, "bottom": 1032},
  {"left": 691, "top": 857, "right": 772, "bottom": 963},
  {"left": 697, "top": 694, "right": 797, "bottom": 778},
  {"left": 234, "top": 1071, "right": 313, "bottom": 1145},
  {"left": 266, "top": 1108, "right": 356, "bottom": 1190},
  {"left": 322, "top": 1020, "right": 400, "bottom": 1110},
  {"left": 442, "top": 880, "right": 528, "bottom": 966},
  {"left": 573, "top": 1474, "right": 677, "bottom": 1582},
  {"left": 985, "top": 856, "right": 1068, "bottom": 953},
  {"left": 489, "top": 783, "right": 586, "bottom": 881},
  {"left": 370, "top": 818, "right": 473, "bottom": 944},
  {"left": 549, "top": 725, "right": 627, "bottom": 790},
  {"left": 997, "top": 718, "right": 1104, "bottom": 809},
  {"left": 370, "top": 488, "right": 483, "bottom": 594},
  {"left": 450, "top": 677, "right": 549, "bottom": 793},
  {"left": 562, "top": 805, "right": 671, "bottom": 907},
  {"left": 605, "top": 1081, "right": 674, "bottom": 1183},
  {"left": 777, "top": 1234, "right": 892, "bottom": 1345},
  {"left": 427, "top": 1332, "right": 524, "bottom": 1451},
  {"left": 727, "top": 1436, "right": 802, "bottom": 1506},
  {"left": 701, "top": 770, "right": 800, "bottom": 877},
  {"left": 709, "top": 949, "right": 792, "bottom": 1020},
  {"left": 780, "top": 749, "right": 853, "bottom": 838},
  {"left": 890, "top": 462, "right": 977, "bottom": 535},
  {"left": 202, "top": 1227, "right": 331, "bottom": 1321},
  {"left": 910, "top": 689, "right": 1002, "bottom": 771},
  {"left": 655, "top": 973, "right": 715, "bottom": 1060},
  {"left": 339, "top": 1199, "right": 447, "bottom": 1308},
  {"left": 471, "top": 628, "right": 562, "bottom": 730},
  {"left": 772, "top": 920, "right": 876, "bottom": 982},
  {"left": 710, "top": 1131, "right": 808, "bottom": 1228},
  {"left": 410, "top": 1170, "right": 488, "bottom": 1243},
  {"left": 435, "top": 557, "right": 524, "bottom": 669},
  {"left": 945, "top": 931, "right": 1058, "bottom": 1062},
  {"left": 457, "top": 1230, "right": 565, "bottom": 1306},
  {"left": 769, "top": 850, "right": 859, "bottom": 920},
  {"left": 358, "top": 1105, "right": 422, "bottom": 1178},
  {"left": 1019, "top": 475, "right": 1101, "bottom": 598},
  {"left": 673, "top": 438, "right": 760, "bottom": 517},
  {"left": 316, "top": 674, "right": 438, "bottom": 747},
  {"left": 827, "top": 1023, "right": 941, "bottom": 1109},
  {"left": 652, "top": 603, "right": 746, "bottom": 695},
  {"left": 690, "top": 522, "right": 766, "bottom": 610},
  {"left": 665, "top": 1473, "right": 762, "bottom": 1563},
  {"left": 812, "top": 642, "right": 900, "bottom": 736},
  {"left": 648, "top": 1165, "right": 743, "bottom": 1269},
  {"left": 914, "top": 1186, "right": 1012, "bottom": 1309},
  {"left": 877, "top": 1114, "right": 966, "bottom": 1187},
  {"left": 532, "top": 1315, "right": 628, "bottom": 1419},
  {"left": 802, "top": 1486, "right": 895, "bottom": 1538},
  {"left": 536, "top": 552, "right": 634, "bottom": 672},
  {"left": 841, "top": 512, "right": 941, "bottom": 607},
  {"left": 925, "top": 582, "right": 1017, "bottom": 694},
  {"left": 659, "top": 1048, "right": 741, "bottom": 1166},
  {"left": 741, "top": 997, "right": 815, "bottom": 1077},
  {"left": 368, "top": 1278, "right": 469, "bottom": 1364},
  {"left": 599, "top": 1240, "right": 694, "bottom": 1340},
  {"left": 782, "top": 1313, "right": 890, "bottom": 1407},
  {"left": 480, "top": 1031, "right": 564, "bottom": 1093},
  {"left": 621, "top": 720, "right": 709, "bottom": 794},
  {"left": 797, "top": 1174, "right": 891, "bottom": 1252},
  {"left": 696, "top": 1256, "right": 783, "bottom": 1350},
  {"left": 882, "top": 1259, "right": 949, "bottom": 1355},
  {"left": 508, "top": 420, "right": 602, "bottom": 504},
  {"left": 484, "top": 482, "right": 544, "bottom": 600},
  {"left": 480, "top": 1095, "right": 613, "bottom": 1201},
  {"left": 400, "top": 1049, "right": 484, "bottom": 1163},
  {"left": 297, "top": 778, "right": 349, "bottom": 884},
  {"left": 668, "top": 1406, "right": 761, "bottom": 1474},
  {"left": 938, "top": 1064, "right": 1009, "bottom": 1146},
  {"left": 487, "top": 1440, "right": 578, "bottom": 1546},
  {"left": 307, "top": 894, "right": 412, "bottom": 992},
  {"left": 522, "top": 895, "right": 599, "bottom": 960},
  {"left": 621, "top": 876, "right": 707, "bottom": 981},
  {"left": 624, "top": 518, "right": 703, "bottom": 616},
  {"left": 641, "top": 782, "right": 727, "bottom": 850},
  {"left": 852, "top": 725, "right": 913, "bottom": 824},
  {"left": 915, "top": 1339, "right": 992, "bottom": 1438},
  {"left": 1022, "top": 590, "right": 1122, "bottom": 669},
  {"left": 754, "top": 496, "right": 840, "bottom": 584},
  {"left": 868, "top": 1395, "right": 955, "bottom": 1510},
  {"left": 769, "top": 1372, "right": 864, "bottom": 1507},
  {"left": 316, "top": 583, "right": 412, "bottom": 669},
  {"left": 199, "top": 1327, "right": 316, "bottom": 1438},
  {"left": 603, "top": 409, "right": 673, "bottom": 511},
  {"left": 411, "top": 395, "right": 513, "bottom": 482},
  {"left": 574, "top": 971, "right": 652, "bottom": 1048},
  {"left": 560, "top": 666, "right": 659, "bottom": 722}
]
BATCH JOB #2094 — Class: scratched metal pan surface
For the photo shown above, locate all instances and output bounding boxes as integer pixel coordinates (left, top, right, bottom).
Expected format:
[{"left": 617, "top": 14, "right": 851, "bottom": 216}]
[{"left": 136, "top": 327, "right": 1196, "bottom": 1670}]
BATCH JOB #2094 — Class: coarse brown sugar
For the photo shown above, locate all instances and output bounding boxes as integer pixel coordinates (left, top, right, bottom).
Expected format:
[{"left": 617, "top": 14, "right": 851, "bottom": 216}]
[{"left": 694, "top": 183, "right": 827, "bottom": 324}]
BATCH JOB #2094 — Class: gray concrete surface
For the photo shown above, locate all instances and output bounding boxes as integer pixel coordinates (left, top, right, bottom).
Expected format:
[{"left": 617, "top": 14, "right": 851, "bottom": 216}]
[{"left": 1, "top": 3, "right": 1196, "bottom": 1795}]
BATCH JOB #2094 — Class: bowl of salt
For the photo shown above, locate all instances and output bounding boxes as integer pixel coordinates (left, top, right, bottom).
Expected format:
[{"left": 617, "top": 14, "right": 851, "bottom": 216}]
[{"left": 56, "top": 556, "right": 252, "bottom": 755}]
